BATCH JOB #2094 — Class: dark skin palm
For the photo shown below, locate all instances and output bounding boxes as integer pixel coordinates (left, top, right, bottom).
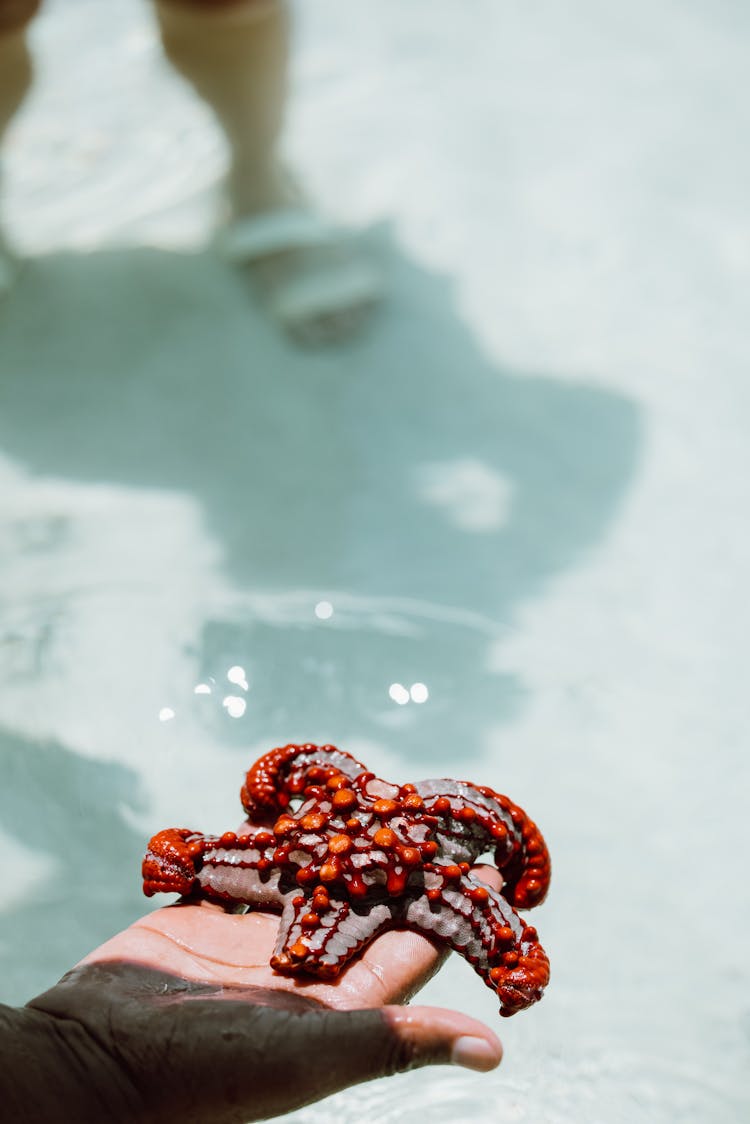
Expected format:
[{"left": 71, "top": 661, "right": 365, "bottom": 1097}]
[{"left": 2, "top": 869, "right": 503, "bottom": 1124}]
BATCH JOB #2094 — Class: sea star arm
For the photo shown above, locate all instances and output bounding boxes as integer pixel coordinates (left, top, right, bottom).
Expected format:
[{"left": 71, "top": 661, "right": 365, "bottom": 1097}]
[
  {"left": 270, "top": 891, "right": 396, "bottom": 980},
  {"left": 142, "top": 827, "right": 287, "bottom": 910},
  {"left": 414, "top": 779, "right": 551, "bottom": 909},
  {"left": 404, "top": 869, "right": 550, "bottom": 1017},
  {"left": 142, "top": 828, "right": 208, "bottom": 898},
  {"left": 241, "top": 742, "right": 368, "bottom": 818}
]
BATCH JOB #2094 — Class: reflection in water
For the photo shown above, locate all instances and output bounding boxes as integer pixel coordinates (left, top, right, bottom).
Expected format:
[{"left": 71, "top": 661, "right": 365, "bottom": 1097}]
[
  {"left": 314, "top": 599, "right": 334, "bottom": 620},
  {"left": 415, "top": 457, "right": 514, "bottom": 532},
  {"left": 226, "top": 664, "right": 249, "bottom": 690},
  {"left": 221, "top": 694, "right": 247, "bottom": 718},
  {"left": 389, "top": 681, "right": 429, "bottom": 705}
]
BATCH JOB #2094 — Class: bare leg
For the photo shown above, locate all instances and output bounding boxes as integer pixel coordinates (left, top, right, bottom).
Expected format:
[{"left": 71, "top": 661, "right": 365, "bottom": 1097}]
[
  {"left": 154, "top": 0, "right": 380, "bottom": 345},
  {"left": 154, "top": 0, "right": 292, "bottom": 217},
  {"left": 0, "top": 1, "right": 41, "bottom": 292}
]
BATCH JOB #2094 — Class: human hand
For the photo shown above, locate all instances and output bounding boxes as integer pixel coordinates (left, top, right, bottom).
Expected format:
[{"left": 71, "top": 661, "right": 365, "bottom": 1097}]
[{"left": 15, "top": 869, "right": 503, "bottom": 1124}]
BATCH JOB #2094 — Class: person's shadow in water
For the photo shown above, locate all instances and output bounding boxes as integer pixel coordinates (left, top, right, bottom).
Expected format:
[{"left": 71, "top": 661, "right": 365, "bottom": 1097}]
[{"left": 0, "top": 227, "right": 641, "bottom": 998}]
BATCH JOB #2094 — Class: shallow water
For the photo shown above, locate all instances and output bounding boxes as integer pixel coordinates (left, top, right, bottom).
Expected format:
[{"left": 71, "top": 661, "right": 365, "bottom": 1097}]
[{"left": 1, "top": 0, "right": 749, "bottom": 1121}]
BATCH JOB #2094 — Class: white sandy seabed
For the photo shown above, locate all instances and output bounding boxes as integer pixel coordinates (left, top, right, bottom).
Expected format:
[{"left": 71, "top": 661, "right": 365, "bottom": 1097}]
[{"left": 1, "top": 1, "right": 749, "bottom": 1121}]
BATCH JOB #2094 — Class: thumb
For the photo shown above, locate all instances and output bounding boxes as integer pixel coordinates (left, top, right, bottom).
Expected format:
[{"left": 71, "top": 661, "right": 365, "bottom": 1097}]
[
  {"left": 154, "top": 998, "right": 502, "bottom": 1122},
  {"left": 382, "top": 1004, "right": 503, "bottom": 1074},
  {"left": 155, "top": 1002, "right": 503, "bottom": 1119},
  {"left": 296, "top": 1004, "right": 502, "bottom": 1100}
]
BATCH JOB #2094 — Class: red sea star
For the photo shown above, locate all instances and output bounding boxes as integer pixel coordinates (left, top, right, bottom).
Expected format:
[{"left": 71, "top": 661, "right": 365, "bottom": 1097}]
[{"left": 142, "top": 743, "right": 551, "bottom": 1016}]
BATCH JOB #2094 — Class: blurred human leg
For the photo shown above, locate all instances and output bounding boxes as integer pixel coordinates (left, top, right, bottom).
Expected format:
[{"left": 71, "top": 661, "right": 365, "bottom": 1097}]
[
  {"left": 0, "top": 2, "right": 38, "bottom": 138},
  {"left": 0, "top": 1, "right": 41, "bottom": 293},
  {"left": 154, "top": 0, "right": 380, "bottom": 344},
  {"left": 154, "top": 0, "right": 291, "bottom": 216}
]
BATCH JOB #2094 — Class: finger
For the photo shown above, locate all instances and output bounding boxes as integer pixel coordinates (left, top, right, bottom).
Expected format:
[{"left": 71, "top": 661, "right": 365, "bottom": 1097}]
[
  {"left": 264, "top": 1003, "right": 502, "bottom": 1104},
  {"left": 471, "top": 863, "right": 504, "bottom": 893},
  {"left": 384, "top": 1003, "right": 503, "bottom": 1072},
  {"left": 144, "top": 998, "right": 501, "bottom": 1121},
  {"left": 255, "top": 1003, "right": 503, "bottom": 1117}
]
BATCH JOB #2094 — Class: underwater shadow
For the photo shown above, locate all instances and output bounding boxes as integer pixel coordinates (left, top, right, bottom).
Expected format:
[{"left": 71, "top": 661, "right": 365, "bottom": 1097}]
[
  {"left": 0, "top": 227, "right": 641, "bottom": 994},
  {"left": 0, "top": 228, "right": 642, "bottom": 759}
]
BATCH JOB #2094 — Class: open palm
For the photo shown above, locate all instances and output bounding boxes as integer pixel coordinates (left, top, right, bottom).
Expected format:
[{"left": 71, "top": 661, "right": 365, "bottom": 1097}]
[{"left": 23, "top": 878, "right": 502, "bottom": 1124}]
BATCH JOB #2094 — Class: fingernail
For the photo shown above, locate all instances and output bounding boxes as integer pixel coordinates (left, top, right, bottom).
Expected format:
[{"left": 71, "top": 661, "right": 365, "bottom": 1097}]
[{"left": 451, "top": 1036, "right": 500, "bottom": 1072}]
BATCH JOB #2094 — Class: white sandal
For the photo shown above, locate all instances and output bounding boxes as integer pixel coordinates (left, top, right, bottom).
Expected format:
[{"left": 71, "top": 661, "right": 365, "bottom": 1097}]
[{"left": 216, "top": 207, "right": 382, "bottom": 343}]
